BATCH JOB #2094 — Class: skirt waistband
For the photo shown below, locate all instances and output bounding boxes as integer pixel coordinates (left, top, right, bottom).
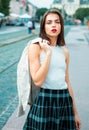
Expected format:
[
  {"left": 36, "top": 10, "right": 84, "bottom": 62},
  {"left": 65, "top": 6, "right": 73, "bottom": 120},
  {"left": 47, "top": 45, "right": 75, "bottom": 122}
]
[{"left": 40, "top": 88, "right": 69, "bottom": 94}]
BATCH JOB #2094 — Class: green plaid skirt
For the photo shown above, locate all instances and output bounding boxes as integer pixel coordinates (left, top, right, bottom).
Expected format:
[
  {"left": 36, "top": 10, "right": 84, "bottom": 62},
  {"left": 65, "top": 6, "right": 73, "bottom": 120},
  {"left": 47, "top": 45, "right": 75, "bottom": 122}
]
[{"left": 23, "top": 88, "right": 76, "bottom": 130}]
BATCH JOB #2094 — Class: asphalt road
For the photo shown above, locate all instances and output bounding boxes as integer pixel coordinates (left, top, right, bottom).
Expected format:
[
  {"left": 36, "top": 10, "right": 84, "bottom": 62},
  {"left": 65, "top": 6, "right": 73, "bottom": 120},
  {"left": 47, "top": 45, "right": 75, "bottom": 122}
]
[{"left": 68, "top": 44, "right": 89, "bottom": 130}]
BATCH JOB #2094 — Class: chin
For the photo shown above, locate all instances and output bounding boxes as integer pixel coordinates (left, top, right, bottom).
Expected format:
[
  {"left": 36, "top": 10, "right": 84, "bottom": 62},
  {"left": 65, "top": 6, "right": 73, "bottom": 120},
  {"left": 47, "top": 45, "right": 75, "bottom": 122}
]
[{"left": 50, "top": 34, "right": 59, "bottom": 37}]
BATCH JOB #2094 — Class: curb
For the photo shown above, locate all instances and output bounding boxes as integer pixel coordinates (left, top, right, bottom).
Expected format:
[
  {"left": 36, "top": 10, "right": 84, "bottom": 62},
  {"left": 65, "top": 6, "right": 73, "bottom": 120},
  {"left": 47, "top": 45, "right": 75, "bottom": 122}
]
[
  {"left": 0, "top": 33, "right": 38, "bottom": 47},
  {"left": 2, "top": 106, "right": 30, "bottom": 130}
]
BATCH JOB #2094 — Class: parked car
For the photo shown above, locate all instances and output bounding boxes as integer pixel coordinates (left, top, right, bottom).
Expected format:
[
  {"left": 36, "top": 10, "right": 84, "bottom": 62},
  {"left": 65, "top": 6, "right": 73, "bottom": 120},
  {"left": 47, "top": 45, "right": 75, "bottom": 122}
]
[
  {"left": 15, "top": 22, "right": 25, "bottom": 26},
  {"left": 6, "top": 20, "right": 16, "bottom": 26},
  {"left": 6, "top": 20, "right": 25, "bottom": 26},
  {"left": 64, "top": 20, "right": 75, "bottom": 25},
  {"left": 73, "top": 19, "right": 81, "bottom": 25}
]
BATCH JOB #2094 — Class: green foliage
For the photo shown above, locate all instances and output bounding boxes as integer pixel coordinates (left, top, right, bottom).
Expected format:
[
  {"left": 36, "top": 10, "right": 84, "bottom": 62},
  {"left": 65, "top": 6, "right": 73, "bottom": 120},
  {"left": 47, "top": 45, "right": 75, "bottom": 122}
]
[
  {"left": 86, "top": 16, "right": 89, "bottom": 20},
  {"left": 0, "top": 0, "right": 3, "bottom": 11},
  {"left": 35, "top": 8, "right": 48, "bottom": 21},
  {"left": 74, "top": 8, "right": 89, "bottom": 22},
  {"left": 50, "top": 7, "right": 62, "bottom": 13},
  {"left": 0, "top": 0, "right": 11, "bottom": 16},
  {"left": 35, "top": 7, "right": 63, "bottom": 22}
]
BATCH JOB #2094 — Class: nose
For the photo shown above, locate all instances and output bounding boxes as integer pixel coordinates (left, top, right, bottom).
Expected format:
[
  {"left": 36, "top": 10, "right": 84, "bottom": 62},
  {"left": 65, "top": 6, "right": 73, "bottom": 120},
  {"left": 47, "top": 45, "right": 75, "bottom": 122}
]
[{"left": 52, "top": 22, "right": 56, "bottom": 27}]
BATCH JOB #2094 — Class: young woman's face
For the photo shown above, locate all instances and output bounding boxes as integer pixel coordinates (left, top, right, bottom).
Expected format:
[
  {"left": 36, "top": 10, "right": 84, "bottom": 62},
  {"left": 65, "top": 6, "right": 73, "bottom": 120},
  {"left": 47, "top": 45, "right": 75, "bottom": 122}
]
[{"left": 45, "top": 13, "right": 61, "bottom": 38}]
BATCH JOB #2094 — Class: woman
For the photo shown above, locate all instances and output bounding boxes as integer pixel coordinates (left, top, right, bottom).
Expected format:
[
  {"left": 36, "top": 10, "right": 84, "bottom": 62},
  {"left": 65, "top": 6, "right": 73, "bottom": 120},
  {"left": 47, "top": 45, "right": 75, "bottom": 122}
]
[{"left": 23, "top": 9, "right": 81, "bottom": 130}]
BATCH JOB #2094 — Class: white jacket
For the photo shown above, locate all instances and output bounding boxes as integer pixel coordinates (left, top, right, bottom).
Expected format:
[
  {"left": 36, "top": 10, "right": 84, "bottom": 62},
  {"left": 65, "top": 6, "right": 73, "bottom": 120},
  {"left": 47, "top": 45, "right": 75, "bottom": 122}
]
[{"left": 17, "top": 37, "right": 42, "bottom": 116}]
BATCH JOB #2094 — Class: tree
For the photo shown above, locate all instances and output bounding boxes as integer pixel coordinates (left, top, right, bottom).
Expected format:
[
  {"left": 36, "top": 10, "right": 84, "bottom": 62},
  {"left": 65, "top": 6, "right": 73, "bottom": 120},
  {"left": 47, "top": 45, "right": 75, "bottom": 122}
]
[
  {"left": 51, "top": 7, "right": 61, "bottom": 13},
  {"left": 74, "top": 8, "right": 89, "bottom": 22},
  {"left": 35, "top": 8, "right": 48, "bottom": 21},
  {"left": 0, "top": 0, "right": 3, "bottom": 12},
  {"left": 0, "top": 0, "right": 11, "bottom": 16}
]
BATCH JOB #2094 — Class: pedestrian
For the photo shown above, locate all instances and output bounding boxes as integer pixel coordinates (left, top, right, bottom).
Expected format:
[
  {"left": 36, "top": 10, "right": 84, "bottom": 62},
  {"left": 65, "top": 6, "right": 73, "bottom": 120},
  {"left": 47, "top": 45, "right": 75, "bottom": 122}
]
[
  {"left": 0, "top": 20, "right": 1, "bottom": 28},
  {"left": 27, "top": 20, "right": 32, "bottom": 34},
  {"left": 87, "top": 20, "right": 89, "bottom": 30},
  {"left": 23, "top": 9, "right": 81, "bottom": 130},
  {"left": 0, "top": 19, "right": 3, "bottom": 28},
  {"left": 31, "top": 18, "right": 36, "bottom": 34}
]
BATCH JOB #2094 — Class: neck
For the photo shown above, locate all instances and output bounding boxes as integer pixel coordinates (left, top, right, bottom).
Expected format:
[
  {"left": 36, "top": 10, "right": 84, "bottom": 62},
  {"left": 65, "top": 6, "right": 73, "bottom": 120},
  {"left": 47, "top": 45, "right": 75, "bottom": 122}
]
[{"left": 50, "top": 37, "right": 57, "bottom": 46}]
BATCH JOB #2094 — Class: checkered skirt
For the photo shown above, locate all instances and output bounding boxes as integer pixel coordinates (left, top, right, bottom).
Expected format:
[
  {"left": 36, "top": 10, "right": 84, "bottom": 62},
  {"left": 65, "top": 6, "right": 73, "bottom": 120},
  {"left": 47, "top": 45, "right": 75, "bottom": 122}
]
[{"left": 23, "top": 88, "right": 76, "bottom": 130}]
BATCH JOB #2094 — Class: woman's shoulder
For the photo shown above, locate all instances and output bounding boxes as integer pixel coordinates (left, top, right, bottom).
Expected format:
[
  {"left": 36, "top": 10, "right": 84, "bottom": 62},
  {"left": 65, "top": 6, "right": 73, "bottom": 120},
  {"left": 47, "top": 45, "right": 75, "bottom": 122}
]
[
  {"left": 61, "top": 46, "right": 69, "bottom": 58},
  {"left": 62, "top": 46, "right": 69, "bottom": 54},
  {"left": 28, "top": 42, "right": 40, "bottom": 56},
  {"left": 28, "top": 37, "right": 42, "bottom": 56},
  {"left": 28, "top": 37, "right": 42, "bottom": 45}
]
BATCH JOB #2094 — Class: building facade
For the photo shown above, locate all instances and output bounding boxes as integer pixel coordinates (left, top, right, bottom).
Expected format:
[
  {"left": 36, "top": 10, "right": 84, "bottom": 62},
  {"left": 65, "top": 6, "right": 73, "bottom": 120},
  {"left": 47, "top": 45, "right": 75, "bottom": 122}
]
[
  {"left": 80, "top": 0, "right": 89, "bottom": 7},
  {"left": 51, "top": 0, "right": 89, "bottom": 16},
  {"left": 10, "top": 0, "right": 37, "bottom": 17},
  {"left": 80, "top": 0, "right": 89, "bottom": 4},
  {"left": 10, "top": 0, "right": 27, "bottom": 15}
]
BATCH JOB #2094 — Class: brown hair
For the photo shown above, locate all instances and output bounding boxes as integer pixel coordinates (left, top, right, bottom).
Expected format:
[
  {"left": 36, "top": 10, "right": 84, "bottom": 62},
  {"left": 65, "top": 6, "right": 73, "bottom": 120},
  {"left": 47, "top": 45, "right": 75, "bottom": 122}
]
[{"left": 39, "top": 9, "right": 65, "bottom": 46}]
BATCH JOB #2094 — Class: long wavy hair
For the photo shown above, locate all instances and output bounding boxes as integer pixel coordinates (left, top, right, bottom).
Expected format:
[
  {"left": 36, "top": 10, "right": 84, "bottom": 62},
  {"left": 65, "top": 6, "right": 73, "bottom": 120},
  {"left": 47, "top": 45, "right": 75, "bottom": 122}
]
[{"left": 39, "top": 9, "right": 65, "bottom": 46}]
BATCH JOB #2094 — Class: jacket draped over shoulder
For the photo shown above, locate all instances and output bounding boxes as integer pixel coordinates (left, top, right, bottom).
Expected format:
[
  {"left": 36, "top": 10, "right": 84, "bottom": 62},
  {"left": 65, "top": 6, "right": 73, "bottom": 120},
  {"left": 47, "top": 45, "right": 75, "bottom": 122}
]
[{"left": 17, "top": 37, "right": 42, "bottom": 117}]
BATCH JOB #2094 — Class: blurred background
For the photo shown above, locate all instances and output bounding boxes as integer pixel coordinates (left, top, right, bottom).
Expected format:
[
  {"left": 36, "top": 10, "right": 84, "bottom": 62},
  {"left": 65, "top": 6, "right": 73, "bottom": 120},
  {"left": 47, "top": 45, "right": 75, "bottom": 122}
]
[
  {"left": 0, "top": 0, "right": 89, "bottom": 130},
  {"left": 0, "top": 0, "right": 89, "bottom": 27}
]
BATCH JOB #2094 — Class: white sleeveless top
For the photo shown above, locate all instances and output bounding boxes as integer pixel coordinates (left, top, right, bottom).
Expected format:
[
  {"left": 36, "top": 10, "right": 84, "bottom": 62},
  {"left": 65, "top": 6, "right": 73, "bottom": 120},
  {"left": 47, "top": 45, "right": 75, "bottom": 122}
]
[{"left": 40, "top": 45, "right": 68, "bottom": 90}]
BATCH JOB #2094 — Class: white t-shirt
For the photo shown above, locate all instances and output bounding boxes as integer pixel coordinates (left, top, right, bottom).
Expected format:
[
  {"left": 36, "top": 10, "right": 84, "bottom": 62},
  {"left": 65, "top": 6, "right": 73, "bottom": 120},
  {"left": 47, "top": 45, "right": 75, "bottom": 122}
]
[{"left": 27, "top": 21, "right": 32, "bottom": 28}]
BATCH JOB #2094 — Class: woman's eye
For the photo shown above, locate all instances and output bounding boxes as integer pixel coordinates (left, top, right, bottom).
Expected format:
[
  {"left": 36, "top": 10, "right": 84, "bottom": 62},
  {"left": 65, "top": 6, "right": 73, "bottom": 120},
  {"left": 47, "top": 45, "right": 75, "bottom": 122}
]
[
  {"left": 46, "top": 22, "right": 51, "bottom": 24},
  {"left": 46, "top": 21, "right": 60, "bottom": 24},
  {"left": 56, "top": 21, "right": 60, "bottom": 23}
]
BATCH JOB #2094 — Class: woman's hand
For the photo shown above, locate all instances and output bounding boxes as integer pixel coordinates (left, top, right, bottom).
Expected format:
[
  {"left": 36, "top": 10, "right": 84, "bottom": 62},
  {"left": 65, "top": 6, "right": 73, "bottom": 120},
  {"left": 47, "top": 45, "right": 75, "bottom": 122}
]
[
  {"left": 75, "top": 113, "right": 81, "bottom": 130},
  {"left": 39, "top": 39, "right": 51, "bottom": 54}
]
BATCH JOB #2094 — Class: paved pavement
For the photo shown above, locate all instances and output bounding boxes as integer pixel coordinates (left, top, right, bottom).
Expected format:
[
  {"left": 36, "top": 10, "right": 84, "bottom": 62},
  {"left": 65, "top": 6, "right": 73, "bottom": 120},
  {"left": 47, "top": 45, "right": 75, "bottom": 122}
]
[
  {"left": 0, "top": 26, "right": 39, "bottom": 130},
  {"left": 0, "top": 26, "right": 27, "bottom": 34},
  {"left": 65, "top": 25, "right": 89, "bottom": 44},
  {"left": 66, "top": 25, "right": 89, "bottom": 130},
  {"left": 0, "top": 26, "right": 38, "bottom": 47},
  {"left": 1, "top": 25, "right": 89, "bottom": 130}
]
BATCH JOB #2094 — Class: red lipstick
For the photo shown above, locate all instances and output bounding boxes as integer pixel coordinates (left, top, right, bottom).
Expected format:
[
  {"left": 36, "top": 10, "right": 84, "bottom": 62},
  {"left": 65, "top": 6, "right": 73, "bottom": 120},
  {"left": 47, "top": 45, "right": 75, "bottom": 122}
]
[{"left": 51, "top": 29, "right": 57, "bottom": 33}]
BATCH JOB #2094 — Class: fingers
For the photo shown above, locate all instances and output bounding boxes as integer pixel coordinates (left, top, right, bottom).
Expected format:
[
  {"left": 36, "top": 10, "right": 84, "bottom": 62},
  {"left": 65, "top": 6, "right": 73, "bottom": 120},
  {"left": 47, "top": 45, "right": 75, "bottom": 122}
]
[
  {"left": 39, "top": 39, "right": 51, "bottom": 49},
  {"left": 40, "top": 39, "right": 50, "bottom": 45},
  {"left": 76, "top": 121, "right": 81, "bottom": 130},
  {"left": 75, "top": 113, "right": 81, "bottom": 130}
]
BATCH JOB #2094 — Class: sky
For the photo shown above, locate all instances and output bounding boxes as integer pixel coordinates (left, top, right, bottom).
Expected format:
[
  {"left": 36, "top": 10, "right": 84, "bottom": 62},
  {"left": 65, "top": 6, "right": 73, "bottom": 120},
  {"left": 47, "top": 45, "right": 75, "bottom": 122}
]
[{"left": 28, "top": 0, "right": 53, "bottom": 8}]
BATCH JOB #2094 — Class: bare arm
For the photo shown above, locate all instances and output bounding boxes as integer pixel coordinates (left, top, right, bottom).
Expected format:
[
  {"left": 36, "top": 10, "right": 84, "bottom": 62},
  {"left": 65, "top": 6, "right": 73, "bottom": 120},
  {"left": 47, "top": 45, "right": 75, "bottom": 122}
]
[
  {"left": 63, "top": 46, "right": 81, "bottom": 130},
  {"left": 64, "top": 48, "right": 78, "bottom": 115},
  {"left": 28, "top": 41, "right": 51, "bottom": 87}
]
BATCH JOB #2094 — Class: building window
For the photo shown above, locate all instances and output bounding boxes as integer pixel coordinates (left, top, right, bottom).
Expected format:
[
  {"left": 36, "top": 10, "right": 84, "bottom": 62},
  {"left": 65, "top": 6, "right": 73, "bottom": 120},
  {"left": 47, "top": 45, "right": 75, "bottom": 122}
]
[
  {"left": 80, "top": 0, "right": 89, "bottom": 4},
  {"left": 68, "top": 0, "right": 74, "bottom": 2},
  {"left": 53, "top": 0, "right": 62, "bottom": 4}
]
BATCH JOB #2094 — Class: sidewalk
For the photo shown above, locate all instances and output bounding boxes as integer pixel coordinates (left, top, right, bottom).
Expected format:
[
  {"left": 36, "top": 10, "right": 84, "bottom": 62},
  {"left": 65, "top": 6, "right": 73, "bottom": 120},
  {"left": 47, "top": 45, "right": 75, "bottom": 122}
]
[
  {"left": 0, "top": 25, "right": 89, "bottom": 46},
  {"left": 0, "top": 26, "right": 27, "bottom": 34},
  {"left": 0, "top": 26, "right": 38, "bottom": 47},
  {"left": 0, "top": 34, "right": 33, "bottom": 47},
  {"left": 2, "top": 25, "right": 89, "bottom": 130},
  {"left": 2, "top": 106, "right": 30, "bottom": 130},
  {"left": 65, "top": 25, "right": 89, "bottom": 45}
]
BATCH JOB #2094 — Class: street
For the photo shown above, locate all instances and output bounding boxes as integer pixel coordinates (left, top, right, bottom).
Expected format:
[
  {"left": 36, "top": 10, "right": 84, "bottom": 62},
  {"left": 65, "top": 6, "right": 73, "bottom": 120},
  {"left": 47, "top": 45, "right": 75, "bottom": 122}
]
[
  {"left": 0, "top": 26, "right": 39, "bottom": 129},
  {"left": 0, "top": 25, "right": 89, "bottom": 130},
  {"left": 66, "top": 25, "right": 89, "bottom": 130},
  {"left": 68, "top": 44, "right": 89, "bottom": 130}
]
